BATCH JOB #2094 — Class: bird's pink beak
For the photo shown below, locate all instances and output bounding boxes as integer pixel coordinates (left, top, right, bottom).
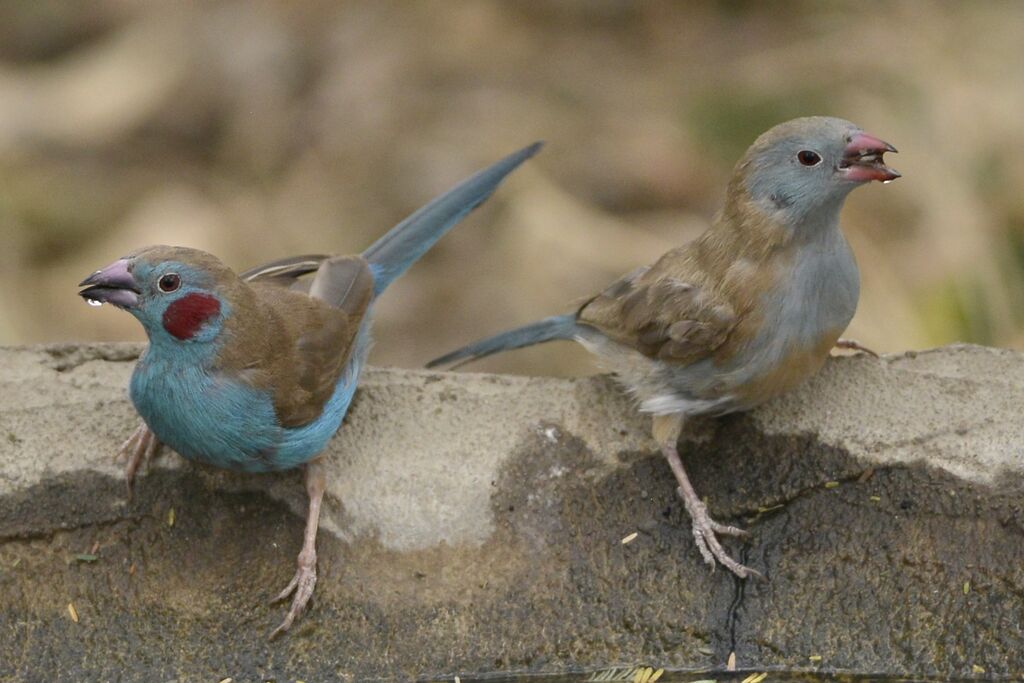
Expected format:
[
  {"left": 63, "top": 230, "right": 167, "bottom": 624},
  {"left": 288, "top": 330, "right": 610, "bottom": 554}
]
[
  {"left": 79, "top": 258, "right": 140, "bottom": 309},
  {"left": 839, "top": 132, "right": 900, "bottom": 183}
]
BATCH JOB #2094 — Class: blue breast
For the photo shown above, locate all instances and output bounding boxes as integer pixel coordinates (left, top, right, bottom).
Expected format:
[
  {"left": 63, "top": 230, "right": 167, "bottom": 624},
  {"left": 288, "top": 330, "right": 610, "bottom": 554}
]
[{"left": 130, "top": 323, "right": 370, "bottom": 473}]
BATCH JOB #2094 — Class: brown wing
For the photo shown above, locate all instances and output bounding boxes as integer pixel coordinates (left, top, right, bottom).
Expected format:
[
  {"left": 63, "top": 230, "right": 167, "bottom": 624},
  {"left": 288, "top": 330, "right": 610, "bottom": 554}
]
[
  {"left": 578, "top": 248, "right": 737, "bottom": 365},
  {"left": 223, "top": 255, "right": 374, "bottom": 428}
]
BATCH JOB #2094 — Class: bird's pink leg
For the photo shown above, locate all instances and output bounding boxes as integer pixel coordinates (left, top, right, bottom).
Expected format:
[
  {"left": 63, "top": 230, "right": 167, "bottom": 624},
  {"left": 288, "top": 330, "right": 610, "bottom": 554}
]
[
  {"left": 835, "top": 338, "right": 879, "bottom": 357},
  {"left": 654, "top": 415, "right": 761, "bottom": 580},
  {"left": 270, "top": 458, "right": 326, "bottom": 638},
  {"left": 116, "top": 422, "right": 162, "bottom": 499}
]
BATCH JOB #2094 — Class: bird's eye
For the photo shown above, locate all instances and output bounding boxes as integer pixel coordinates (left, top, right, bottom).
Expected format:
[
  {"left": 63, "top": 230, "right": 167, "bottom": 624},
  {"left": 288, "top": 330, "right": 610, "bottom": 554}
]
[
  {"left": 797, "top": 150, "right": 822, "bottom": 166},
  {"left": 158, "top": 273, "right": 181, "bottom": 293}
]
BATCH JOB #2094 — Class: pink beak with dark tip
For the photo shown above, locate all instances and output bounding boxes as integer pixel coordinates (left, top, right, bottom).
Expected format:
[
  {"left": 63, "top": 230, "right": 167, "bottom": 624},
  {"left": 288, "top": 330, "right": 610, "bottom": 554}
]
[
  {"left": 78, "top": 258, "right": 140, "bottom": 309},
  {"left": 839, "top": 131, "right": 900, "bottom": 183}
]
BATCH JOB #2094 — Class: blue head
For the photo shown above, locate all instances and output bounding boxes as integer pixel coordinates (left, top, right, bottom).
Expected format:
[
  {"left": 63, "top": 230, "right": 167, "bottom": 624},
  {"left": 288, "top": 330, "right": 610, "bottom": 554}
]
[
  {"left": 735, "top": 116, "right": 900, "bottom": 230},
  {"left": 79, "top": 245, "right": 234, "bottom": 357}
]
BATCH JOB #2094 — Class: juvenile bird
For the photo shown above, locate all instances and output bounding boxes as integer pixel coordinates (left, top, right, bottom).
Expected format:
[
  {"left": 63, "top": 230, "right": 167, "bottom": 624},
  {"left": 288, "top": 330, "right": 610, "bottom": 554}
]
[
  {"left": 429, "top": 117, "right": 898, "bottom": 577},
  {"left": 78, "top": 142, "right": 542, "bottom": 635}
]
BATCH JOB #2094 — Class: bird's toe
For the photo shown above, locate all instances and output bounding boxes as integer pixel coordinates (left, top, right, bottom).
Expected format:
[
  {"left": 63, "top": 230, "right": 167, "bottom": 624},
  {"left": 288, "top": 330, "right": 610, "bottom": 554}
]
[
  {"left": 269, "top": 560, "right": 317, "bottom": 638},
  {"left": 689, "top": 510, "right": 759, "bottom": 579}
]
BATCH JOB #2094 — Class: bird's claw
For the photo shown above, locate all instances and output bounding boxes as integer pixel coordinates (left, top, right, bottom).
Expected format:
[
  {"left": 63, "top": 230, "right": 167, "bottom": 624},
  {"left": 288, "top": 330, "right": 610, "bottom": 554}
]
[
  {"left": 835, "top": 338, "right": 879, "bottom": 358},
  {"left": 116, "top": 423, "right": 161, "bottom": 499},
  {"left": 269, "top": 551, "right": 317, "bottom": 639},
  {"left": 679, "top": 488, "right": 762, "bottom": 580}
]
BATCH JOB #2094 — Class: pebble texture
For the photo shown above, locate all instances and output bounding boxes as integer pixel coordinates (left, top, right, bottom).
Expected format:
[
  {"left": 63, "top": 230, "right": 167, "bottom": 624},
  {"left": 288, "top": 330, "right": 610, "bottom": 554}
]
[{"left": 0, "top": 343, "right": 1022, "bottom": 681}]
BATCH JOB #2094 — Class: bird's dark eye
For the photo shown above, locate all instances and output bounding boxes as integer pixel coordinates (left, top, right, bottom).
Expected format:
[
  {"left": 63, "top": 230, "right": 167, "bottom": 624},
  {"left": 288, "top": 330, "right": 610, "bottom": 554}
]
[
  {"left": 797, "top": 150, "right": 822, "bottom": 166},
  {"left": 158, "top": 273, "right": 181, "bottom": 293}
]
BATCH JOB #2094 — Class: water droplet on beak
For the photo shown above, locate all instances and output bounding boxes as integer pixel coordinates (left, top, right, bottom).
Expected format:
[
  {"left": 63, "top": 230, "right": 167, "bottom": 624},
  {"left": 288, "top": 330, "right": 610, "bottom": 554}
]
[{"left": 86, "top": 299, "right": 103, "bottom": 307}]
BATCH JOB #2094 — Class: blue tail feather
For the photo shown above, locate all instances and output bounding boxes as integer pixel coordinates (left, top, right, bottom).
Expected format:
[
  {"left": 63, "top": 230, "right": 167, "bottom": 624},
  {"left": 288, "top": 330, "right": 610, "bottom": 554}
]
[
  {"left": 364, "top": 141, "right": 543, "bottom": 297},
  {"left": 426, "top": 314, "right": 580, "bottom": 369}
]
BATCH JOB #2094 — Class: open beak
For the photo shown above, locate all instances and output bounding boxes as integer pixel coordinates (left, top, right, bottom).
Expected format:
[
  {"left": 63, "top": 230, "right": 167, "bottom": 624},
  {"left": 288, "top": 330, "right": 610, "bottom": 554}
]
[
  {"left": 839, "top": 132, "right": 900, "bottom": 183},
  {"left": 78, "top": 259, "right": 140, "bottom": 309}
]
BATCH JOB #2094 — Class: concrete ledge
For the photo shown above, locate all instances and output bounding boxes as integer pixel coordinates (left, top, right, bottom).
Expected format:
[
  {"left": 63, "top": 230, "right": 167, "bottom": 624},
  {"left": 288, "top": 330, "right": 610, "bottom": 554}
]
[{"left": 1, "top": 343, "right": 1023, "bottom": 680}]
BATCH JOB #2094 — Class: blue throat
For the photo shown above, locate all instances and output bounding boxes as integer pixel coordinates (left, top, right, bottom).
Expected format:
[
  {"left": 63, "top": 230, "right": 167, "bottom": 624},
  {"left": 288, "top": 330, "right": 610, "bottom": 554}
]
[{"left": 130, "top": 317, "right": 372, "bottom": 473}]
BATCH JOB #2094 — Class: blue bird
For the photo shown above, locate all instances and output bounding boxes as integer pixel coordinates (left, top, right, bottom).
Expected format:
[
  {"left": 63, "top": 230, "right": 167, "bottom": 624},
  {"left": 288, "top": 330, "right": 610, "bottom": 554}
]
[{"left": 78, "top": 142, "right": 542, "bottom": 635}]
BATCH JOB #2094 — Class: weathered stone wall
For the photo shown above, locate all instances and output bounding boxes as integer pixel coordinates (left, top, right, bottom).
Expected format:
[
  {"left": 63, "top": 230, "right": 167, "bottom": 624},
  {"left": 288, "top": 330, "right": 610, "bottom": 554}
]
[{"left": 1, "top": 344, "right": 1022, "bottom": 680}]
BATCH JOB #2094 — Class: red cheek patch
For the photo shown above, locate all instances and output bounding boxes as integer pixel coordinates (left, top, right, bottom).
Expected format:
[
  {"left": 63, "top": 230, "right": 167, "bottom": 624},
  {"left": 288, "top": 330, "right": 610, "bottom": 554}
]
[{"left": 162, "top": 293, "right": 221, "bottom": 340}]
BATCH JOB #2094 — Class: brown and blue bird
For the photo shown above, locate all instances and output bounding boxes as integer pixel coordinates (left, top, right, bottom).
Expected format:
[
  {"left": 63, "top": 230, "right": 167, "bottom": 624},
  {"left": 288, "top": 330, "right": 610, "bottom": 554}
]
[
  {"left": 429, "top": 117, "right": 898, "bottom": 577},
  {"left": 78, "top": 142, "right": 542, "bottom": 635}
]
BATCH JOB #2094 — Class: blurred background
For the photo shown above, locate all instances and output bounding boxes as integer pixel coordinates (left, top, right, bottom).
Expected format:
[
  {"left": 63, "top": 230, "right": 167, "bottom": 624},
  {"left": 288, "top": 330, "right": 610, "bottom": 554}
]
[{"left": 1, "top": 1, "right": 1022, "bottom": 377}]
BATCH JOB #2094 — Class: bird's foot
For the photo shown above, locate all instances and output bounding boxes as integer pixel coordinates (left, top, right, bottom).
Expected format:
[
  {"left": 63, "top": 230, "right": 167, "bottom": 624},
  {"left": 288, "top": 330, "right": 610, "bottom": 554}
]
[
  {"left": 679, "top": 489, "right": 762, "bottom": 580},
  {"left": 115, "top": 422, "right": 161, "bottom": 499},
  {"left": 269, "top": 548, "right": 317, "bottom": 639},
  {"left": 835, "top": 338, "right": 879, "bottom": 358},
  {"left": 269, "top": 460, "right": 326, "bottom": 639},
  {"left": 659, "top": 433, "right": 762, "bottom": 580}
]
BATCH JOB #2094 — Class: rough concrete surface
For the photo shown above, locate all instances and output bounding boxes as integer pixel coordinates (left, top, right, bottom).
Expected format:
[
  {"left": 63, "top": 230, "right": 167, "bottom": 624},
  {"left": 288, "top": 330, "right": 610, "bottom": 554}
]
[{"left": 0, "top": 343, "right": 1022, "bottom": 681}]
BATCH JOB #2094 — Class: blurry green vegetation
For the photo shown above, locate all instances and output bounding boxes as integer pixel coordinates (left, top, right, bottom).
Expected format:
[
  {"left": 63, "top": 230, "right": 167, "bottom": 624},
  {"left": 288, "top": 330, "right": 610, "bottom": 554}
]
[
  {"left": 924, "top": 279, "right": 994, "bottom": 347},
  {"left": 0, "top": 1, "right": 1022, "bottom": 371}
]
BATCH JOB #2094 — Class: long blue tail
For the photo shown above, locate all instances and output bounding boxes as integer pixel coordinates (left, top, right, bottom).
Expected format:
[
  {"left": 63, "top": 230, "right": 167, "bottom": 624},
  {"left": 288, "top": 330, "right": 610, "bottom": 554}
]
[
  {"left": 363, "top": 141, "right": 543, "bottom": 297},
  {"left": 426, "top": 314, "right": 580, "bottom": 369}
]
